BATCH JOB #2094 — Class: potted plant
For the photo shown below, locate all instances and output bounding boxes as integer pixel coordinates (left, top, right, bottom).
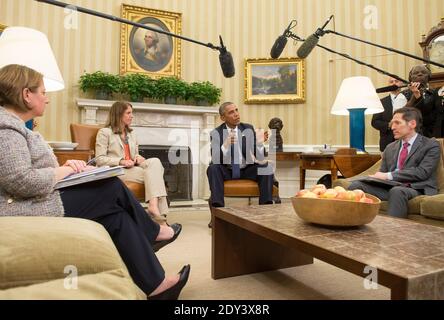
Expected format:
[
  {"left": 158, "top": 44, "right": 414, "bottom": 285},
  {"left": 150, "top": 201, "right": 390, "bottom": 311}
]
[
  {"left": 188, "top": 81, "right": 222, "bottom": 106},
  {"left": 78, "top": 71, "right": 120, "bottom": 100},
  {"left": 156, "top": 77, "right": 188, "bottom": 104},
  {"left": 120, "top": 73, "right": 155, "bottom": 102}
]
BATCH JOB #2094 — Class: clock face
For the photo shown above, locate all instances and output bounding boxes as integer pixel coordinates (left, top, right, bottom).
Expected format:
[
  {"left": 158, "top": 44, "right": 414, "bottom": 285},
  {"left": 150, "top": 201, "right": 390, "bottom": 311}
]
[{"left": 429, "top": 36, "right": 444, "bottom": 73}]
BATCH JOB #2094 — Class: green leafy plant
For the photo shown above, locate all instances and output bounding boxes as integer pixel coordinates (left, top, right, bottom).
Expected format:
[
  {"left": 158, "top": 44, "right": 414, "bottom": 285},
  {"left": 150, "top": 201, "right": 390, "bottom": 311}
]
[
  {"left": 78, "top": 71, "right": 120, "bottom": 99},
  {"left": 188, "top": 81, "right": 222, "bottom": 106},
  {"left": 120, "top": 73, "right": 155, "bottom": 102},
  {"left": 156, "top": 77, "right": 188, "bottom": 102}
]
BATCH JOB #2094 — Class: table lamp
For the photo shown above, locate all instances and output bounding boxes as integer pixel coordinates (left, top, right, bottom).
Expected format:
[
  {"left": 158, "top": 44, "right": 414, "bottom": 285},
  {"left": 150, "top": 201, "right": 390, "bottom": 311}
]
[
  {"left": 0, "top": 27, "right": 64, "bottom": 131},
  {"left": 330, "top": 76, "right": 383, "bottom": 152},
  {"left": 0, "top": 26, "right": 64, "bottom": 92}
]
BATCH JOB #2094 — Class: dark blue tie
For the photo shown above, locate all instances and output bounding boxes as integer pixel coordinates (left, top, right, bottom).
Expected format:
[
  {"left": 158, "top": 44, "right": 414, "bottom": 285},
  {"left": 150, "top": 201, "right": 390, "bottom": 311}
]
[{"left": 231, "top": 135, "right": 240, "bottom": 179}]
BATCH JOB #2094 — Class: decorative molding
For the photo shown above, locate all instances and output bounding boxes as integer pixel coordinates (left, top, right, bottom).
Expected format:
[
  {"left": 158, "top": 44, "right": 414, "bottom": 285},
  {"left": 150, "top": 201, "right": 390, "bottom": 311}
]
[
  {"left": 77, "top": 99, "right": 219, "bottom": 116},
  {"left": 281, "top": 144, "right": 381, "bottom": 154}
]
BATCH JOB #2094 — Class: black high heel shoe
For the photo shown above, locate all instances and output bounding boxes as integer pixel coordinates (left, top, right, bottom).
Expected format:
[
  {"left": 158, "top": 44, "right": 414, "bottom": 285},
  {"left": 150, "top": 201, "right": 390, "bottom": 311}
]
[
  {"left": 152, "top": 223, "right": 182, "bottom": 252},
  {"left": 149, "top": 264, "right": 191, "bottom": 300}
]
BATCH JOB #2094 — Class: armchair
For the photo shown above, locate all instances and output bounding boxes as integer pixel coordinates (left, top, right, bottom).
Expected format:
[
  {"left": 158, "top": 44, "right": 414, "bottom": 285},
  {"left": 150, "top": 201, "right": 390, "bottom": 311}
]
[
  {"left": 333, "top": 139, "right": 444, "bottom": 227},
  {"left": 70, "top": 123, "right": 145, "bottom": 201}
]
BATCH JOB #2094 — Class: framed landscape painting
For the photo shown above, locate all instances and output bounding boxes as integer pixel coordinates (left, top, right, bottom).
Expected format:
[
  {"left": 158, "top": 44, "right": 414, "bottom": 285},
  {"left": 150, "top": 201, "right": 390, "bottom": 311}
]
[
  {"left": 244, "top": 57, "right": 306, "bottom": 104},
  {"left": 120, "top": 4, "right": 182, "bottom": 78}
]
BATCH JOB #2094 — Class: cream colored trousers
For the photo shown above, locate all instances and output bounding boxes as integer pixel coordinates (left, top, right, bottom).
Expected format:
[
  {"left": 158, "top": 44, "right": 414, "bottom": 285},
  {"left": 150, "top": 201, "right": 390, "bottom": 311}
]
[{"left": 118, "top": 158, "right": 169, "bottom": 216}]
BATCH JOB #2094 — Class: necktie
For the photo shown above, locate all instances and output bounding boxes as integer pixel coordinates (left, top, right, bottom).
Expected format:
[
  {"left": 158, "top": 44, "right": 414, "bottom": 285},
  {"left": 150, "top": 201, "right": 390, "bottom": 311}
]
[
  {"left": 398, "top": 142, "right": 409, "bottom": 170},
  {"left": 231, "top": 130, "right": 240, "bottom": 179}
]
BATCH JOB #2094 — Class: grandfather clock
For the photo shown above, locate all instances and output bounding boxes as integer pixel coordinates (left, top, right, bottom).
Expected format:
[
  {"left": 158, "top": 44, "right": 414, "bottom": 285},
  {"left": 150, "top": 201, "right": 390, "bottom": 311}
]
[{"left": 420, "top": 17, "right": 444, "bottom": 89}]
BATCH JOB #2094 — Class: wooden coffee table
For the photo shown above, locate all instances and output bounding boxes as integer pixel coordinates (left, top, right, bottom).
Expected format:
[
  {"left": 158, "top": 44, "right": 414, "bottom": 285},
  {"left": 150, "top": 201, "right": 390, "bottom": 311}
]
[{"left": 212, "top": 204, "right": 444, "bottom": 300}]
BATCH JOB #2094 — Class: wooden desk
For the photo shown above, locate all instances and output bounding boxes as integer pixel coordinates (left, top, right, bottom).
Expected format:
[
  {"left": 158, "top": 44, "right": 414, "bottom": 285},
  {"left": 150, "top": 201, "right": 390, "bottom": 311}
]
[
  {"left": 299, "top": 153, "right": 381, "bottom": 190},
  {"left": 53, "top": 149, "right": 94, "bottom": 166}
]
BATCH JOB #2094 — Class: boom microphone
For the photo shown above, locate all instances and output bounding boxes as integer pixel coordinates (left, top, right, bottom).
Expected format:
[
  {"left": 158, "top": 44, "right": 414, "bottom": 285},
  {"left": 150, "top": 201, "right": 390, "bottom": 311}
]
[
  {"left": 270, "top": 21, "right": 294, "bottom": 59},
  {"left": 218, "top": 36, "right": 235, "bottom": 78},
  {"left": 297, "top": 15, "right": 333, "bottom": 59}
]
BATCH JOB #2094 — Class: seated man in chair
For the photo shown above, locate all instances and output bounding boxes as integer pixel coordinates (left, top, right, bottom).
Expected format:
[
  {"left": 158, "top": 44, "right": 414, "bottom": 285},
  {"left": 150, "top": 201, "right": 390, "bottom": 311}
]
[
  {"left": 207, "top": 102, "right": 275, "bottom": 209},
  {"left": 348, "top": 107, "right": 441, "bottom": 219}
]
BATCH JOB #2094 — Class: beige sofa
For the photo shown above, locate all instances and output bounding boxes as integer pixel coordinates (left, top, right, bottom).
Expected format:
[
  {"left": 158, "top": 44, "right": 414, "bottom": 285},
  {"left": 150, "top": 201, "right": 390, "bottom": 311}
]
[
  {"left": 333, "top": 139, "right": 444, "bottom": 228},
  {"left": 0, "top": 217, "right": 146, "bottom": 299}
]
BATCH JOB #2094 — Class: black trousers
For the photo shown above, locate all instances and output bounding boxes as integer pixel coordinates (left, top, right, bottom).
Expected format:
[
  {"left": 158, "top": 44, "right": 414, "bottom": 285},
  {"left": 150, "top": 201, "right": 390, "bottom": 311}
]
[
  {"left": 60, "top": 177, "right": 164, "bottom": 295},
  {"left": 207, "top": 164, "right": 274, "bottom": 207}
]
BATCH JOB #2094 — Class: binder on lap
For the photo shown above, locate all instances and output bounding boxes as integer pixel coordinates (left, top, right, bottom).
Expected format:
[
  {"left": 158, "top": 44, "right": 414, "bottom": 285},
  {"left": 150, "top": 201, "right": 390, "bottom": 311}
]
[
  {"left": 351, "top": 176, "right": 404, "bottom": 188},
  {"left": 55, "top": 166, "right": 125, "bottom": 189}
]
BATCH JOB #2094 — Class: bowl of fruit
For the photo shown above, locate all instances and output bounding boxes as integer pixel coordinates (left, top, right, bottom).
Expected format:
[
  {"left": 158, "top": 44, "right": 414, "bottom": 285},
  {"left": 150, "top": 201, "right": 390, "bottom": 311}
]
[{"left": 291, "top": 184, "right": 381, "bottom": 227}]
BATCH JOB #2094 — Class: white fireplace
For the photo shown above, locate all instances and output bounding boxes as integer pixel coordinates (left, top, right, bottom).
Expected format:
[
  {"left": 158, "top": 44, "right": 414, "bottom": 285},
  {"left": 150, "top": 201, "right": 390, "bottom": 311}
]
[{"left": 76, "top": 99, "right": 219, "bottom": 200}]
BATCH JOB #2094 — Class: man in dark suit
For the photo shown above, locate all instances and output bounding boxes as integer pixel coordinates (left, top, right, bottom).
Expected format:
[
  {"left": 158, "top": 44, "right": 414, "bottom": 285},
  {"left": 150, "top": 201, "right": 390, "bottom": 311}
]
[
  {"left": 349, "top": 107, "right": 441, "bottom": 218},
  {"left": 207, "top": 102, "right": 274, "bottom": 208},
  {"left": 371, "top": 77, "right": 406, "bottom": 151}
]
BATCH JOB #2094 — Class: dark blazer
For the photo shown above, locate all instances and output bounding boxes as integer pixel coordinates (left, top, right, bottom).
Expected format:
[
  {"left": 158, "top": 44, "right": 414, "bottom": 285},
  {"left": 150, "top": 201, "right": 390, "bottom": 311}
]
[
  {"left": 403, "top": 88, "right": 440, "bottom": 138},
  {"left": 371, "top": 95, "right": 394, "bottom": 151},
  {"left": 210, "top": 122, "right": 260, "bottom": 167},
  {"left": 380, "top": 134, "right": 440, "bottom": 195}
]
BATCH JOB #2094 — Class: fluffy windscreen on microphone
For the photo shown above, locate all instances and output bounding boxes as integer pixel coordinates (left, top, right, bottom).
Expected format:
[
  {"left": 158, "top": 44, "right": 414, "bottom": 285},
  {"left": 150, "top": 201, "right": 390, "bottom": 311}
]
[
  {"left": 270, "top": 35, "right": 288, "bottom": 59},
  {"left": 219, "top": 50, "right": 235, "bottom": 78},
  {"left": 297, "top": 34, "right": 319, "bottom": 59}
]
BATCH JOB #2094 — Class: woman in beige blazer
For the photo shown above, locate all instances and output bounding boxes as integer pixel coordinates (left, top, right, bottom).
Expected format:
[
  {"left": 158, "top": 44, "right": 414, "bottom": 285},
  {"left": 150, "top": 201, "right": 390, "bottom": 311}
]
[{"left": 95, "top": 101, "right": 169, "bottom": 225}]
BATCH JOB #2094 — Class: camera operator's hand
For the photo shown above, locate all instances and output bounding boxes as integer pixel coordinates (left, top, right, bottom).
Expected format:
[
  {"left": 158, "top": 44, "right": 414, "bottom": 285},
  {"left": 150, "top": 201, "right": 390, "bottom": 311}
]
[{"left": 408, "top": 82, "right": 422, "bottom": 99}]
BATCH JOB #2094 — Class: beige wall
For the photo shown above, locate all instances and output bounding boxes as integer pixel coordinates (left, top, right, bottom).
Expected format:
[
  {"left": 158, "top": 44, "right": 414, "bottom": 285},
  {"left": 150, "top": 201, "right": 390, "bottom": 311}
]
[{"left": 1, "top": 0, "right": 442, "bottom": 145}]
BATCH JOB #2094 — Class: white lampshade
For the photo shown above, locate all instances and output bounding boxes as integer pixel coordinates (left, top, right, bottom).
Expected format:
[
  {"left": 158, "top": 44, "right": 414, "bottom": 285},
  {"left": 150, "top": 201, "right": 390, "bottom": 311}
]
[
  {"left": 330, "top": 76, "right": 383, "bottom": 115},
  {"left": 0, "top": 27, "right": 64, "bottom": 92}
]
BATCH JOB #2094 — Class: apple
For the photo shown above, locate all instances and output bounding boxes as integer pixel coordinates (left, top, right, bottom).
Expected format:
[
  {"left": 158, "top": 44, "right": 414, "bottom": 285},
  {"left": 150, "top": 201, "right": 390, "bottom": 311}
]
[
  {"left": 311, "top": 187, "right": 326, "bottom": 196},
  {"left": 334, "top": 186, "right": 346, "bottom": 193},
  {"left": 359, "top": 197, "right": 374, "bottom": 204},
  {"left": 301, "top": 191, "right": 318, "bottom": 198},
  {"left": 311, "top": 184, "right": 327, "bottom": 190},
  {"left": 320, "top": 189, "right": 338, "bottom": 199},
  {"left": 345, "top": 191, "right": 357, "bottom": 201},
  {"left": 296, "top": 189, "right": 310, "bottom": 197},
  {"left": 335, "top": 191, "right": 348, "bottom": 200},
  {"left": 353, "top": 189, "right": 365, "bottom": 201}
]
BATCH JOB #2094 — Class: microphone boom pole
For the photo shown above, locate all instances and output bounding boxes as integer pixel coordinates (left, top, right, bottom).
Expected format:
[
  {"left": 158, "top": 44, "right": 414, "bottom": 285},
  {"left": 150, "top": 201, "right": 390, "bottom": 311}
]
[
  {"left": 324, "top": 29, "right": 444, "bottom": 69},
  {"left": 288, "top": 32, "right": 409, "bottom": 84},
  {"left": 35, "top": 0, "right": 235, "bottom": 77}
]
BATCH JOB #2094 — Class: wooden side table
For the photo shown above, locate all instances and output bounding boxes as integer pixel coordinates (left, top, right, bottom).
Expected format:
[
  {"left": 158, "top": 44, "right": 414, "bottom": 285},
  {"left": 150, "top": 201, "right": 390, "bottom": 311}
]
[
  {"left": 299, "top": 153, "right": 337, "bottom": 190},
  {"left": 274, "top": 151, "right": 300, "bottom": 162},
  {"left": 53, "top": 149, "right": 94, "bottom": 166},
  {"left": 299, "top": 153, "right": 382, "bottom": 190}
]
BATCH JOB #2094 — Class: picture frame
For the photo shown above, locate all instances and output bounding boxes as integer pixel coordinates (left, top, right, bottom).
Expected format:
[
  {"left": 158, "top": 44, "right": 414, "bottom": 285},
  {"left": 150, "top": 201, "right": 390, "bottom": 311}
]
[
  {"left": 244, "top": 57, "right": 306, "bottom": 104},
  {"left": 0, "top": 23, "right": 6, "bottom": 34},
  {"left": 120, "top": 4, "right": 182, "bottom": 78}
]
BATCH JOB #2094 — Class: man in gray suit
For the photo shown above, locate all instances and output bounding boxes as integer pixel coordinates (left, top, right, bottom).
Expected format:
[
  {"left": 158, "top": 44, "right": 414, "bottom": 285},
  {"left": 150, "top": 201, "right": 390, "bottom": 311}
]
[{"left": 349, "top": 107, "right": 441, "bottom": 218}]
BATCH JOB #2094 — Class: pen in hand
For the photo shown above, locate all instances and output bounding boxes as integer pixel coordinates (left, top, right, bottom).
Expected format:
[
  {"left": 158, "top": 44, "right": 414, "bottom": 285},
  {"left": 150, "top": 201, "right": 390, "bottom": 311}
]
[{"left": 86, "top": 155, "right": 104, "bottom": 166}]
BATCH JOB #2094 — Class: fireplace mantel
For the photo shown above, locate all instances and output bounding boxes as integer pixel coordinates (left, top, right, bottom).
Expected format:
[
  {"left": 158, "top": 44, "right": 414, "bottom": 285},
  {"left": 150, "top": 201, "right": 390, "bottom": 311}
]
[
  {"left": 76, "top": 98, "right": 219, "bottom": 201},
  {"left": 77, "top": 98, "right": 219, "bottom": 124}
]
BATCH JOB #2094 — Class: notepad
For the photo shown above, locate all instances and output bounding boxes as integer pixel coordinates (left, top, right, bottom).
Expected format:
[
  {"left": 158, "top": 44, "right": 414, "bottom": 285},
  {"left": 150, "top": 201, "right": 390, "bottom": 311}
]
[
  {"left": 351, "top": 176, "right": 404, "bottom": 188},
  {"left": 55, "top": 166, "right": 125, "bottom": 189}
]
